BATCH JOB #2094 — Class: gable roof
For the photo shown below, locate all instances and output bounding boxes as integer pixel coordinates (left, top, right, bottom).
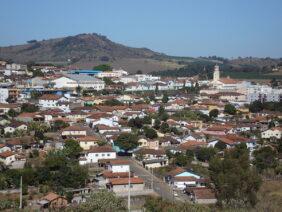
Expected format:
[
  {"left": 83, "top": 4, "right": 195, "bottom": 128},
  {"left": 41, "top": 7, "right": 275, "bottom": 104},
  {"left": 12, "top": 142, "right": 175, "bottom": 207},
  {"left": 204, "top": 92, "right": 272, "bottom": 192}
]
[
  {"left": 166, "top": 167, "right": 186, "bottom": 177},
  {"left": 88, "top": 145, "right": 115, "bottom": 153},
  {"left": 0, "top": 151, "right": 14, "bottom": 158}
]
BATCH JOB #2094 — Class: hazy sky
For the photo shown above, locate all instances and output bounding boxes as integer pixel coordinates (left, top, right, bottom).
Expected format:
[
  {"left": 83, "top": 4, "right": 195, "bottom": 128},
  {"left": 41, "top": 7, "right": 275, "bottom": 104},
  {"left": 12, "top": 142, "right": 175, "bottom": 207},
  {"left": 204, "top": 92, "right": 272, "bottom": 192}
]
[{"left": 1, "top": 0, "right": 282, "bottom": 58}]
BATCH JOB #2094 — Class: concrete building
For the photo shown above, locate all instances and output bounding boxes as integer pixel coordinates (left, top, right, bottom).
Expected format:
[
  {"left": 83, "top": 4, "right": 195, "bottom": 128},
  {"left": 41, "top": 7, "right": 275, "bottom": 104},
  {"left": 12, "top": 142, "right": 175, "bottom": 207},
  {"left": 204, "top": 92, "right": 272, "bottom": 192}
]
[{"left": 79, "top": 146, "right": 116, "bottom": 165}]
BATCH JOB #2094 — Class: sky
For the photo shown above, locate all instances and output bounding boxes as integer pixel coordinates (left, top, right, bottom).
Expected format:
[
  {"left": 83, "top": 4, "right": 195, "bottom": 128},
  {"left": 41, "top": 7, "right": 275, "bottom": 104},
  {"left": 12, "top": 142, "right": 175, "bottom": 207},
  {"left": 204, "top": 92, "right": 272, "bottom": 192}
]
[{"left": 1, "top": 0, "right": 282, "bottom": 58}]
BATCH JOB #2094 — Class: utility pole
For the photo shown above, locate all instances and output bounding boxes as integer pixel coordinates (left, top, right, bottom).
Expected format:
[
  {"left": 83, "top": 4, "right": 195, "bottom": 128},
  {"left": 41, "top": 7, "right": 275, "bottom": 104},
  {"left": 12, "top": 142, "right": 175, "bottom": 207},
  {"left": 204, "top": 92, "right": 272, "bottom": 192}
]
[
  {"left": 128, "top": 165, "right": 131, "bottom": 212},
  {"left": 151, "top": 168, "right": 153, "bottom": 190},
  {"left": 19, "top": 176, "right": 22, "bottom": 209}
]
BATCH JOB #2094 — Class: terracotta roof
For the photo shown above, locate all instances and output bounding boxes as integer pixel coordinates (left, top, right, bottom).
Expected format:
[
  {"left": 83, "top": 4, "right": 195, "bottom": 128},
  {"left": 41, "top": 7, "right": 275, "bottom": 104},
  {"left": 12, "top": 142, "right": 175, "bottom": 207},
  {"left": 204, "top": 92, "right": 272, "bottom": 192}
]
[
  {"left": 166, "top": 167, "right": 186, "bottom": 177},
  {"left": 219, "top": 78, "right": 240, "bottom": 84},
  {"left": 88, "top": 145, "right": 115, "bottom": 153},
  {"left": 179, "top": 141, "right": 207, "bottom": 150},
  {"left": 0, "top": 103, "right": 20, "bottom": 109},
  {"left": 173, "top": 176, "right": 197, "bottom": 182},
  {"left": 134, "top": 148, "right": 165, "bottom": 156},
  {"left": 193, "top": 188, "right": 216, "bottom": 200},
  {"left": 39, "top": 94, "right": 62, "bottom": 101},
  {"left": 17, "top": 112, "right": 38, "bottom": 118},
  {"left": 97, "top": 124, "right": 119, "bottom": 130},
  {"left": 42, "top": 192, "right": 65, "bottom": 202},
  {"left": 0, "top": 144, "right": 6, "bottom": 148},
  {"left": 109, "top": 177, "right": 144, "bottom": 185},
  {"left": 102, "top": 171, "right": 130, "bottom": 178},
  {"left": 0, "top": 151, "right": 14, "bottom": 158},
  {"left": 77, "top": 136, "right": 100, "bottom": 142},
  {"left": 109, "top": 159, "right": 130, "bottom": 165},
  {"left": 62, "top": 126, "right": 89, "bottom": 131}
]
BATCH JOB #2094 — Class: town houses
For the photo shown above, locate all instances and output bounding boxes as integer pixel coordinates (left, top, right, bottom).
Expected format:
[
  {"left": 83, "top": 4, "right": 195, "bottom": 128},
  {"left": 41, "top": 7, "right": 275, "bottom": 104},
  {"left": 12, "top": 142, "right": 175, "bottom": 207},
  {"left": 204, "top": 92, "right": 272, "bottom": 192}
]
[{"left": 0, "top": 60, "right": 281, "bottom": 210}]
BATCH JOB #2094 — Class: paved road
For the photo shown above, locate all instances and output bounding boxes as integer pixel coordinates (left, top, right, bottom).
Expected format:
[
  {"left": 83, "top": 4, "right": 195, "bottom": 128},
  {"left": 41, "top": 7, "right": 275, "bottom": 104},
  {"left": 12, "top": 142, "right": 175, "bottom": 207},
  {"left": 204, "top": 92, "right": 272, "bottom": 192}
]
[{"left": 125, "top": 157, "right": 187, "bottom": 202}]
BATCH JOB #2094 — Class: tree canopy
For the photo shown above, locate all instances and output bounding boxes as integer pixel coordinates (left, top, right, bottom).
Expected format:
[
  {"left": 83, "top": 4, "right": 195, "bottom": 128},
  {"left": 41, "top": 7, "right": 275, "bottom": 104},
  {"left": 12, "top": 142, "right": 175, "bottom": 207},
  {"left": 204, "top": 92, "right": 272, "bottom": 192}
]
[
  {"left": 224, "top": 104, "right": 237, "bottom": 115},
  {"left": 115, "top": 133, "right": 138, "bottom": 152},
  {"left": 209, "top": 143, "right": 262, "bottom": 208}
]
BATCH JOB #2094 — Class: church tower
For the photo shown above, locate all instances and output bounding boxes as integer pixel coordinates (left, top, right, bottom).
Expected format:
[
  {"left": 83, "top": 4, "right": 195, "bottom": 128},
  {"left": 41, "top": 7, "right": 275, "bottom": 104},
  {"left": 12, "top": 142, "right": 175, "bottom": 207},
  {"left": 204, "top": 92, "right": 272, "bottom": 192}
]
[{"left": 213, "top": 64, "right": 220, "bottom": 81}]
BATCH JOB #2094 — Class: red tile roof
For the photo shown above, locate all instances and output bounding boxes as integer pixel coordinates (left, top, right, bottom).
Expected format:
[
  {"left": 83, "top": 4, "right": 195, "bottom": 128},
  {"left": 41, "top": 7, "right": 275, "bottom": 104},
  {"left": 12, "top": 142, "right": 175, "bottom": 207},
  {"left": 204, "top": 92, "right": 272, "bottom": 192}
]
[
  {"left": 88, "top": 145, "right": 115, "bottom": 153},
  {"left": 0, "top": 151, "right": 14, "bottom": 158}
]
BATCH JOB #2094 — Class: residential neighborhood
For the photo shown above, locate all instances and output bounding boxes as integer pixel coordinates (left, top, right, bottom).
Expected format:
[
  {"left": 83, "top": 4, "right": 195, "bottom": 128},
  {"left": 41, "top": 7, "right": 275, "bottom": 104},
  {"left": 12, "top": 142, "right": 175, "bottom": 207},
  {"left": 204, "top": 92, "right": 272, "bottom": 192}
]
[
  {"left": 0, "top": 60, "right": 281, "bottom": 211},
  {"left": 0, "top": 1, "right": 282, "bottom": 211}
]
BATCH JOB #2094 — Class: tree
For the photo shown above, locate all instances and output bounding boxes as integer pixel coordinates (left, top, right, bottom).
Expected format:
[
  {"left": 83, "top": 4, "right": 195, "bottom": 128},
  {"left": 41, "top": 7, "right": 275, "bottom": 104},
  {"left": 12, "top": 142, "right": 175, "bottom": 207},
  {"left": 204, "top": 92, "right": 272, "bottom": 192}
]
[
  {"left": 63, "top": 139, "right": 83, "bottom": 159},
  {"left": 21, "top": 103, "right": 38, "bottom": 113},
  {"left": 224, "top": 104, "right": 237, "bottom": 115},
  {"left": 128, "top": 117, "right": 143, "bottom": 129},
  {"left": 75, "top": 190, "right": 126, "bottom": 212},
  {"left": 102, "top": 77, "right": 114, "bottom": 85},
  {"left": 175, "top": 152, "right": 188, "bottom": 167},
  {"left": 52, "top": 120, "right": 69, "bottom": 131},
  {"left": 144, "top": 128, "right": 158, "bottom": 139},
  {"left": 104, "top": 99, "right": 123, "bottom": 106},
  {"left": 195, "top": 147, "right": 216, "bottom": 162},
  {"left": 7, "top": 109, "right": 18, "bottom": 117},
  {"left": 249, "top": 101, "right": 263, "bottom": 113},
  {"left": 214, "top": 141, "right": 227, "bottom": 151},
  {"left": 160, "top": 122, "right": 170, "bottom": 133},
  {"left": 93, "top": 64, "right": 112, "bottom": 72},
  {"left": 162, "top": 92, "right": 169, "bottom": 103},
  {"left": 253, "top": 146, "right": 278, "bottom": 173},
  {"left": 142, "top": 116, "right": 152, "bottom": 125},
  {"left": 209, "top": 109, "right": 219, "bottom": 118},
  {"left": 209, "top": 144, "right": 262, "bottom": 207},
  {"left": 115, "top": 133, "right": 138, "bottom": 152},
  {"left": 136, "top": 70, "right": 143, "bottom": 74},
  {"left": 76, "top": 86, "right": 82, "bottom": 96},
  {"left": 153, "top": 119, "right": 161, "bottom": 130}
]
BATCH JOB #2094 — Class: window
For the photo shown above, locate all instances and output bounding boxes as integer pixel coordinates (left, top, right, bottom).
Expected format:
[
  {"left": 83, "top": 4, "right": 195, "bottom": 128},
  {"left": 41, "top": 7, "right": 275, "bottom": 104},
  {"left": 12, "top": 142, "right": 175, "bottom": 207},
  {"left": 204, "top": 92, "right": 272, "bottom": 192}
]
[
  {"left": 107, "top": 154, "right": 110, "bottom": 156},
  {"left": 95, "top": 154, "right": 99, "bottom": 157},
  {"left": 102, "top": 154, "right": 105, "bottom": 157}
]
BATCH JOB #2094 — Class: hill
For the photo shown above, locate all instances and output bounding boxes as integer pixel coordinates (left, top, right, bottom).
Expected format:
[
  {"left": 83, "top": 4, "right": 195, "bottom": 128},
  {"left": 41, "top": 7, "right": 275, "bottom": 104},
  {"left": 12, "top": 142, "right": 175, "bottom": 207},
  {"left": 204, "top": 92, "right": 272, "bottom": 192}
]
[
  {"left": 0, "top": 33, "right": 281, "bottom": 76},
  {"left": 0, "top": 33, "right": 183, "bottom": 73}
]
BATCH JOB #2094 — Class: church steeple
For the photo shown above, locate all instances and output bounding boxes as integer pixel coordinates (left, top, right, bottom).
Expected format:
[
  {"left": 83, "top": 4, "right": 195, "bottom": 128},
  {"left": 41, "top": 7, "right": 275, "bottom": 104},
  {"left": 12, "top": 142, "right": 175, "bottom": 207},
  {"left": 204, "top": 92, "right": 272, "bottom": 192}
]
[{"left": 213, "top": 64, "right": 220, "bottom": 81}]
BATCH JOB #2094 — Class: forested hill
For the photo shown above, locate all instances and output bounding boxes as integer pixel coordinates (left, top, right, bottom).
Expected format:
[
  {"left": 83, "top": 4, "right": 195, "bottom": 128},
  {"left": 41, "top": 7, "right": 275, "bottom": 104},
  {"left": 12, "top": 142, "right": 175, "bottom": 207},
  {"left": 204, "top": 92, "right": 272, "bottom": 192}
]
[{"left": 151, "top": 57, "right": 282, "bottom": 80}]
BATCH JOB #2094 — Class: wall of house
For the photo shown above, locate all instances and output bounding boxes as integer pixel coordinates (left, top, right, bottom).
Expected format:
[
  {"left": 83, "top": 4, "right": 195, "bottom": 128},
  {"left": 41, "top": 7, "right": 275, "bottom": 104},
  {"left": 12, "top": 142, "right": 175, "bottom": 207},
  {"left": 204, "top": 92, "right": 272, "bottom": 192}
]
[
  {"left": 109, "top": 164, "right": 130, "bottom": 173},
  {"left": 85, "top": 152, "right": 116, "bottom": 163},
  {"left": 79, "top": 141, "right": 97, "bottom": 150},
  {"left": 112, "top": 183, "right": 144, "bottom": 193}
]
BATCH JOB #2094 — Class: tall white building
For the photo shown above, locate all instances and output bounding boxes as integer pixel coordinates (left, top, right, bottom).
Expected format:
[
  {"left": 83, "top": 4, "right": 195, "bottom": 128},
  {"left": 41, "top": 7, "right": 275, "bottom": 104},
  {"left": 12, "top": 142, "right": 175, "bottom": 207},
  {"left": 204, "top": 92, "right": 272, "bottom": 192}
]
[
  {"left": 213, "top": 65, "right": 220, "bottom": 82},
  {"left": 0, "top": 88, "right": 9, "bottom": 103},
  {"left": 247, "top": 85, "right": 282, "bottom": 102}
]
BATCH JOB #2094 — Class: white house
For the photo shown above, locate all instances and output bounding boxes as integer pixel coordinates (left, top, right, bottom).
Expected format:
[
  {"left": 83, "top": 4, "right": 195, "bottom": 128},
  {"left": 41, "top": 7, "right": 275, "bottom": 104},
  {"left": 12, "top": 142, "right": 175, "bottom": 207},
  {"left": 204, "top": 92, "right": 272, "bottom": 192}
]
[
  {"left": 61, "top": 126, "right": 88, "bottom": 138},
  {"left": 261, "top": 127, "right": 282, "bottom": 139},
  {"left": 79, "top": 146, "right": 116, "bottom": 165},
  {"left": 0, "top": 88, "right": 9, "bottom": 103},
  {"left": 0, "top": 144, "right": 11, "bottom": 153},
  {"left": 52, "top": 76, "right": 78, "bottom": 89},
  {"left": 38, "top": 94, "right": 69, "bottom": 112},
  {"left": 106, "top": 159, "right": 130, "bottom": 173},
  {"left": 76, "top": 136, "right": 100, "bottom": 150},
  {"left": 4, "top": 122, "right": 28, "bottom": 134},
  {"left": 107, "top": 177, "right": 144, "bottom": 193},
  {"left": 0, "top": 151, "right": 16, "bottom": 166}
]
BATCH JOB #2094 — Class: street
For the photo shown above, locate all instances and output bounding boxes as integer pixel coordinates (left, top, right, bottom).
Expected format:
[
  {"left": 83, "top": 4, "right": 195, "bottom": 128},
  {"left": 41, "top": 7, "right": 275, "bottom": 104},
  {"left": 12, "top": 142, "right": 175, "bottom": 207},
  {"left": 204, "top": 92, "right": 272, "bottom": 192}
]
[{"left": 125, "top": 157, "right": 188, "bottom": 202}]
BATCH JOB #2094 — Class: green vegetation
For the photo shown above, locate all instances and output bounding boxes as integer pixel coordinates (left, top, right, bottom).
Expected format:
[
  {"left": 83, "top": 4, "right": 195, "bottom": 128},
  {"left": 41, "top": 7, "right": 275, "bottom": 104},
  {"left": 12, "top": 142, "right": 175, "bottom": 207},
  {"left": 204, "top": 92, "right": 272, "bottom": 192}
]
[
  {"left": 144, "top": 196, "right": 210, "bottom": 212},
  {"left": 93, "top": 64, "right": 112, "bottom": 72},
  {"left": 224, "top": 104, "right": 237, "bottom": 115},
  {"left": 253, "top": 146, "right": 278, "bottom": 173},
  {"left": 209, "top": 143, "right": 262, "bottom": 208},
  {"left": 115, "top": 133, "right": 138, "bottom": 152},
  {"left": 21, "top": 103, "right": 39, "bottom": 113},
  {"left": 73, "top": 190, "right": 126, "bottom": 212},
  {"left": 209, "top": 109, "right": 219, "bottom": 118},
  {"left": 249, "top": 101, "right": 282, "bottom": 113}
]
